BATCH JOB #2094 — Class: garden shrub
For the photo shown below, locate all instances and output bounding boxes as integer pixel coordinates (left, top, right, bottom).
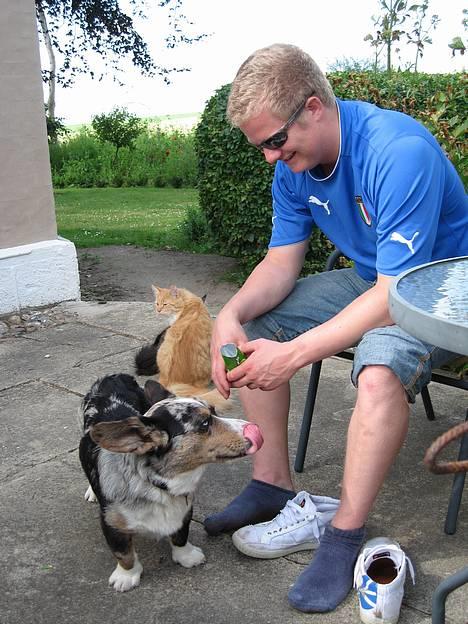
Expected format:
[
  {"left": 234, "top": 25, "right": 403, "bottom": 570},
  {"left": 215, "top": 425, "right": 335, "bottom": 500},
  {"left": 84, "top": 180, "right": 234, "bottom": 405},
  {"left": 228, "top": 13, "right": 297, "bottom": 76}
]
[
  {"left": 195, "top": 72, "right": 467, "bottom": 275},
  {"left": 50, "top": 124, "right": 198, "bottom": 189}
]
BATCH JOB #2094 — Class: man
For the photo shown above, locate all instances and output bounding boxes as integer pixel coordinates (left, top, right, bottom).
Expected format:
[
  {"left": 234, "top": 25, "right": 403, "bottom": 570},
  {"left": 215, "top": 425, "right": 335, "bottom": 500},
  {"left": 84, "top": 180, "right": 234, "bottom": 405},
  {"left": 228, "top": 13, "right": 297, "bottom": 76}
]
[{"left": 204, "top": 43, "right": 467, "bottom": 613}]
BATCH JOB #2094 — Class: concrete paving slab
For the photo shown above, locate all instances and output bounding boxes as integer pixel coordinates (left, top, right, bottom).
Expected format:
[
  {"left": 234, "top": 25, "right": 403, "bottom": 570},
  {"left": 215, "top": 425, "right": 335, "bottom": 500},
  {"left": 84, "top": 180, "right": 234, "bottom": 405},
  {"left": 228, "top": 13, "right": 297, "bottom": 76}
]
[
  {"left": 1, "top": 301, "right": 466, "bottom": 624},
  {"left": 0, "top": 381, "right": 79, "bottom": 479},
  {"left": 0, "top": 323, "right": 144, "bottom": 389},
  {"left": 61, "top": 300, "right": 175, "bottom": 340},
  {"left": 40, "top": 347, "right": 142, "bottom": 396}
]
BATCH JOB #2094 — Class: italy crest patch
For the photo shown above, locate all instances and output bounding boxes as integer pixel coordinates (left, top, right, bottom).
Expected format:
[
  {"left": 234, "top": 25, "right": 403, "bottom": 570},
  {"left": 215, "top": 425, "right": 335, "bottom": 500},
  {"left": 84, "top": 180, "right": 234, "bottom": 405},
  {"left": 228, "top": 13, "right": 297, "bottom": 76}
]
[{"left": 355, "top": 195, "right": 371, "bottom": 226}]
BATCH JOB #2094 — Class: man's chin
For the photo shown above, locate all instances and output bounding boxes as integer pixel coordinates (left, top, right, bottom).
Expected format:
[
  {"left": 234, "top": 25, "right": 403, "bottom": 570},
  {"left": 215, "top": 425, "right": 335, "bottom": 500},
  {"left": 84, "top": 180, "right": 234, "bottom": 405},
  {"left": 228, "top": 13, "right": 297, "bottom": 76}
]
[{"left": 284, "top": 155, "right": 309, "bottom": 173}]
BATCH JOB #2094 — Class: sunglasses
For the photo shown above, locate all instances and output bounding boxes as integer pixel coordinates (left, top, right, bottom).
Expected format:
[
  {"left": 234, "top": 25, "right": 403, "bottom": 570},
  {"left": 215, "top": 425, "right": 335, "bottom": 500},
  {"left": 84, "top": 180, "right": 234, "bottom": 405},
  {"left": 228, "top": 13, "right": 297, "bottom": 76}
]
[{"left": 255, "top": 96, "right": 311, "bottom": 151}]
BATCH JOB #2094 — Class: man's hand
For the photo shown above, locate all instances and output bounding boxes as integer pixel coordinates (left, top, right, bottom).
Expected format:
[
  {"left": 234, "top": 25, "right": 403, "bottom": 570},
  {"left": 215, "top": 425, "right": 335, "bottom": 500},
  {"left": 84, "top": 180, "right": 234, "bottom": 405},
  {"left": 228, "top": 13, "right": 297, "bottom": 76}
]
[
  {"left": 226, "top": 338, "right": 299, "bottom": 391},
  {"left": 210, "top": 310, "right": 248, "bottom": 399}
]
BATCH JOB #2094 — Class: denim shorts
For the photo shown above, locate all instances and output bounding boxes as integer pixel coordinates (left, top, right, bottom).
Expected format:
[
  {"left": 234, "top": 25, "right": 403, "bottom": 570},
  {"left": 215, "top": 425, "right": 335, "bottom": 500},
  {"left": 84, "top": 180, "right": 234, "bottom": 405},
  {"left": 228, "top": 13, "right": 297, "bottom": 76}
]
[{"left": 244, "top": 268, "right": 456, "bottom": 402}]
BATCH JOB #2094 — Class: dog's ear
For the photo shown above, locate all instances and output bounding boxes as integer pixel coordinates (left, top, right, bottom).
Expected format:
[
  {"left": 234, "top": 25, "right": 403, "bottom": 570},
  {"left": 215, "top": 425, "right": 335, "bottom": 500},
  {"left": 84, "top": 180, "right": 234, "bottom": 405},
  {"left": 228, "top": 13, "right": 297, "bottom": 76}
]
[
  {"left": 144, "top": 379, "right": 174, "bottom": 405},
  {"left": 90, "top": 416, "right": 169, "bottom": 454}
]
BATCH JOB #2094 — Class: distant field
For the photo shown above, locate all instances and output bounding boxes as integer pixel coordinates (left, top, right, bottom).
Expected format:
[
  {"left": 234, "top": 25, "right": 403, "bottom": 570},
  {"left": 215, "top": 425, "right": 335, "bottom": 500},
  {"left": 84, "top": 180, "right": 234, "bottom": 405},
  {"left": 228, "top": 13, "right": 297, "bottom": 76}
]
[
  {"left": 67, "top": 112, "right": 201, "bottom": 133},
  {"left": 54, "top": 187, "right": 199, "bottom": 249}
]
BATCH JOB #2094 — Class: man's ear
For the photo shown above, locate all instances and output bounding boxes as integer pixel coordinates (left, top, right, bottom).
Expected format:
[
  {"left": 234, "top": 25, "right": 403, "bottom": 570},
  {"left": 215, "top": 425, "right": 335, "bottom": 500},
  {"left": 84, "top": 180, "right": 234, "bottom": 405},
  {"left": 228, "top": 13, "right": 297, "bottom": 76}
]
[
  {"left": 90, "top": 416, "right": 169, "bottom": 454},
  {"left": 144, "top": 379, "right": 174, "bottom": 405},
  {"left": 304, "top": 95, "right": 324, "bottom": 118}
]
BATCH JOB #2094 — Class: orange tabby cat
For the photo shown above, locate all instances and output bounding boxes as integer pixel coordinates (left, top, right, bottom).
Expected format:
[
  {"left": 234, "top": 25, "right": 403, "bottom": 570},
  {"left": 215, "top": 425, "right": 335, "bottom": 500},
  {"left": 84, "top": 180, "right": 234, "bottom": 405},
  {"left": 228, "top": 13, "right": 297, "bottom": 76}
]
[
  {"left": 153, "top": 285, "right": 212, "bottom": 388},
  {"left": 135, "top": 285, "right": 229, "bottom": 408}
]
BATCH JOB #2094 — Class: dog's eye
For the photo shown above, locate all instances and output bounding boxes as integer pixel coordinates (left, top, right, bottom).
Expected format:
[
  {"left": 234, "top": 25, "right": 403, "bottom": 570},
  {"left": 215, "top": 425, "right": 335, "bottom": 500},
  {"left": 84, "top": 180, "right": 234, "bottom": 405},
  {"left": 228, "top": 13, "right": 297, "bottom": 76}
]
[{"left": 199, "top": 419, "right": 211, "bottom": 433}]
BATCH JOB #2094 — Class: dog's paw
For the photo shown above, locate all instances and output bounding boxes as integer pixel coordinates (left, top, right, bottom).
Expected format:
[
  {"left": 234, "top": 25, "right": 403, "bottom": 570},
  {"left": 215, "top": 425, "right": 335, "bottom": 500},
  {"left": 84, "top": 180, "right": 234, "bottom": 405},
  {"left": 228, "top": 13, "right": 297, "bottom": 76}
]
[
  {"left": 84, "top": 485, "right": 97, "bottom": 503},
  {"left": 171, "top": 542, "right": 206, "bottom": 568},
  {"left": 108, "top": 560, "right": 143, "bottom": 592}
]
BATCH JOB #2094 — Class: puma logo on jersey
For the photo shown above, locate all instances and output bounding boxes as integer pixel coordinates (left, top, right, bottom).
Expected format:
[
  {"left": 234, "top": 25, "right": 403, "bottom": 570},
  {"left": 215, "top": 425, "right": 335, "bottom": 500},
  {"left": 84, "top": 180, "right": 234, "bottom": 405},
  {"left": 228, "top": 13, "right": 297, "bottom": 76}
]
[
  {"left": 309, "top": 195, "right": 331, "bottom": 215},
  {"left": 390, "top": 231, "right": 420, "bottom": 255}
]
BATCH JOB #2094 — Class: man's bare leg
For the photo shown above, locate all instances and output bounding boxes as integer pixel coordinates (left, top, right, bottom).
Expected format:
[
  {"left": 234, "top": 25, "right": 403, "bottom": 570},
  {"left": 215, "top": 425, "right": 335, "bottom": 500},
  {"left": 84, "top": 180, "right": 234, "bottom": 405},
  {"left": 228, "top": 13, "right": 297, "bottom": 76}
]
[
  {"left": 204, "top": 382, "right": 295, "bottom": 534},
  {"left": 289, "top": 365, "right": 410, "bottom": 613},
  {"left": 243, "top": 382, "right": 294, "bottom": 490},
  {"left": 333, "top": 365, "right": 409, "bottom": 529}
]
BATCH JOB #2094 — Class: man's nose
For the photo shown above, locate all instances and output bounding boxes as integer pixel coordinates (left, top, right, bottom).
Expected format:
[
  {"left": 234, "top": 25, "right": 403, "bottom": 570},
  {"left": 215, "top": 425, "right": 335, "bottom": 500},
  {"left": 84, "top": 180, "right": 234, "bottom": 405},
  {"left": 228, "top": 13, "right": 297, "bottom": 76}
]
[{"left": 263, "top": 148, "right": 281, "bottom": 164}]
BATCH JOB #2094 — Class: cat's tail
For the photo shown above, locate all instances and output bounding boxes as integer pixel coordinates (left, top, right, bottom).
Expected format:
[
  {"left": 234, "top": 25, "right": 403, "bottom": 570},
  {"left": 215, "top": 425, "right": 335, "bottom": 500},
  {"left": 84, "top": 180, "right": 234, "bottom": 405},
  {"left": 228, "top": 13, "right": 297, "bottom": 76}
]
[
  {"left": 167, "top": 383, "right": 233, "bottom": 411},
  {"left": 135, "top": 343, "right": 158, "bottom": 376},
  {"left": 135, "top": 328, "right": 168, "bottom": 376}
]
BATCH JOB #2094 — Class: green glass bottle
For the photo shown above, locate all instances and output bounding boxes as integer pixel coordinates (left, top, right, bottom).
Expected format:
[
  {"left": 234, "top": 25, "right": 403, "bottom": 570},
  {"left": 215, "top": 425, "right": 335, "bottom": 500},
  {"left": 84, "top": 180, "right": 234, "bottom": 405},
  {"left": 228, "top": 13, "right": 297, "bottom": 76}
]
[{"left": 221, "top": 343, "right": 247, "bottom": 371}]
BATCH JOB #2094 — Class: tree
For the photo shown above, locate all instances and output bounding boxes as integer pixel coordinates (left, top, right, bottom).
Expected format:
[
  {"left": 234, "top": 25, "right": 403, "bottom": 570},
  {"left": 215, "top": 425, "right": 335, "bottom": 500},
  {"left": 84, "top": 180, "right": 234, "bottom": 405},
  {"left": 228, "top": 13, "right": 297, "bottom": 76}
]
[
  {"left": 328, "top": 56, "right": 378, "bottom": 72},
  {"left": 448, "top": 8, "right": 467, "bottom": 57},
  {"left": 45, "top": 106, "right": 69, "bottom": 143},
  {"left": 91, "top": 107, "right": 145, "bottom": 162},
  {"left": 36, "top": 0, "right": 207, "bottom": 120},
  {"left": 364, "top": 0, "right": 410, "bottom": 73},
  {"left": 365, "top": 0, "right": 441, "bottom": 73},
  {"left": 406, "top": 2, "right": 440, "bottom": 72}
]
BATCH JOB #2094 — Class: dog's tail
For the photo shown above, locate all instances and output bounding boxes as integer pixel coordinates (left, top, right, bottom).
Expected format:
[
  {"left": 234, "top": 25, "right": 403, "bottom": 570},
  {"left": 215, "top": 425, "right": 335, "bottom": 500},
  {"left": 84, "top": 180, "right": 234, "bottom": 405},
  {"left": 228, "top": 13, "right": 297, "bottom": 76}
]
[{"left": 167, "top": 383, "right": 232, "bottom": 411}]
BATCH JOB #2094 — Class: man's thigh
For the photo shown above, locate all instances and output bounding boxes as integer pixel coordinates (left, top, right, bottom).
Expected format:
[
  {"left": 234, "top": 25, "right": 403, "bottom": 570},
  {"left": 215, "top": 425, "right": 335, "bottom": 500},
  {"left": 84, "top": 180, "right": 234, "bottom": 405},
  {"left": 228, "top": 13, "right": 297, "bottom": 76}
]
[
  {"left": 352, "top": 326, "right": 457, "bottom": 402},
  {"left": 244, "top": 268, "right": 373, "bottom": 342}
]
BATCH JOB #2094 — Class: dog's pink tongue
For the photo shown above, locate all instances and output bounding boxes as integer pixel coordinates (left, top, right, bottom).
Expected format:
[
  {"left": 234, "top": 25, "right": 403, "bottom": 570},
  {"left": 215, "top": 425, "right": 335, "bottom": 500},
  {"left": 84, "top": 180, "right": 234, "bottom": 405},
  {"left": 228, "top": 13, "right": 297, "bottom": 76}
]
[{"left": 243, "top": 423, "right": 264, "bottom": 454}]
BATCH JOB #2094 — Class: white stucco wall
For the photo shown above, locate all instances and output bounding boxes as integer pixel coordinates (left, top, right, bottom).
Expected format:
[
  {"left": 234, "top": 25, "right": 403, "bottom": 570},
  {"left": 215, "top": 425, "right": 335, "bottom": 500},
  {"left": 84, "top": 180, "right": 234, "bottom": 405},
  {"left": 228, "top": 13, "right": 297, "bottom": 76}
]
[
  {"left": 0, "top": 238, "right": 81, "bottom": 314},
  {"left": 0, "top": 0, "right": 80, "bottom": 314}
]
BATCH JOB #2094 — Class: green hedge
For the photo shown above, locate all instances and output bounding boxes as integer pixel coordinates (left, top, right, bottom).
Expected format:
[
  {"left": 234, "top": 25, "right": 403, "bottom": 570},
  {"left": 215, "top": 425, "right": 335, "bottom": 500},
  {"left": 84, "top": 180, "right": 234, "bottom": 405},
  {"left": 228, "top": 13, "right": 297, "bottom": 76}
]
[
  {"left": 49, "top": 126, "right": 198, "bottom": 189},
  {"left": 195, "top": 72, "right": 467, "bottom": 274}
]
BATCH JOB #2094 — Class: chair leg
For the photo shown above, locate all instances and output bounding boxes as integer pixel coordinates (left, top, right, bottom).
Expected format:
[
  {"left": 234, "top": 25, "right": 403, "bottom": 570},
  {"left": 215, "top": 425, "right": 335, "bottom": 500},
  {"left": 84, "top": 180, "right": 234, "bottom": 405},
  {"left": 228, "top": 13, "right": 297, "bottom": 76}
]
[
  {"left": 294, "top": 361, "right": 322, "bottom": 473},
  {"left": 444, "top": 410, "right": 468, "bottom": 535},
  {"left": 421, "top": 384, "right": 435, "bottom": 421},
  {"left": 432, "top": 565, "right": 468, "bottom": 624}
]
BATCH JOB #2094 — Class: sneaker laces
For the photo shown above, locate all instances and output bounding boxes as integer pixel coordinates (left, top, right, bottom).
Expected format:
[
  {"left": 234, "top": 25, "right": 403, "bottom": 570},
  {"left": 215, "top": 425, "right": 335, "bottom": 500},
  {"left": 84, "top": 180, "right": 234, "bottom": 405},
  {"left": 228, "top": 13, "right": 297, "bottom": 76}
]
[
  {"left": 353, "top": 543, "right": 416, "bottom": 591},
  {"left": 266, "top": 497, "right": 321, "bottom": 539}
]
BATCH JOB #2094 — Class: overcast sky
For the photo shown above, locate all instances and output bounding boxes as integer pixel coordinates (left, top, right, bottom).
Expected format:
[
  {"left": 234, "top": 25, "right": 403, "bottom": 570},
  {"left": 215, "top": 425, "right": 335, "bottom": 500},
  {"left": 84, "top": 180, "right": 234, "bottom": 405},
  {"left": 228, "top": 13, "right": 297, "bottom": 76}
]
[{"left": 43, "top": 0, "right": 467, "bottom": 124}]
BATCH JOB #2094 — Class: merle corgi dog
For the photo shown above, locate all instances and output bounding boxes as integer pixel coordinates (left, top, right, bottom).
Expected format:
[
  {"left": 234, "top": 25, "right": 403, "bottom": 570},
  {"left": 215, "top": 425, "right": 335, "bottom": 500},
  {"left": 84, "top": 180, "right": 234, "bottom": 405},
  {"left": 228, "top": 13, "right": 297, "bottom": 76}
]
[{"left": 79, "top": 373, "right": 263, "bottom": 592}]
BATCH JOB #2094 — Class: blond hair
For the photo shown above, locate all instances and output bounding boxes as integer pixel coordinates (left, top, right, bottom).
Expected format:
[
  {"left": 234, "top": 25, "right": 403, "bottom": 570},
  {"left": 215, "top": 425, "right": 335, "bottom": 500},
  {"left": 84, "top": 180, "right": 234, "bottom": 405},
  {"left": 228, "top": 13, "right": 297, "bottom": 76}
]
[{"left": 227, "top": 43, "right": 335, "bottom": 126}]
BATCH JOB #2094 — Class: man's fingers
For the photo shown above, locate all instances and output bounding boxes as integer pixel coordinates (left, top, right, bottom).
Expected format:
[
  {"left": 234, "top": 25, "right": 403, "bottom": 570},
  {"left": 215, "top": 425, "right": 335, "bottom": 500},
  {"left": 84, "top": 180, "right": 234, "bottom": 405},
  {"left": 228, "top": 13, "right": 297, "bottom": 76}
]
[
  {"left": 212, "top": 362, "right": 231, "bottom": 399},
  {"left": 226, "top": 360, "right": 249, "bottom": 383}
]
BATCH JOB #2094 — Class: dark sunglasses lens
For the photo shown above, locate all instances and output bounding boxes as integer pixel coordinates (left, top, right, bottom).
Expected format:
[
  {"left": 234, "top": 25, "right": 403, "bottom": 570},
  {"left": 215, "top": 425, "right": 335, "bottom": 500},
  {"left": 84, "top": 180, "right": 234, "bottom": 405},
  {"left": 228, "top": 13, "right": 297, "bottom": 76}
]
[{"left": 262, "top": 131, "right": 288, "bottom": 150}]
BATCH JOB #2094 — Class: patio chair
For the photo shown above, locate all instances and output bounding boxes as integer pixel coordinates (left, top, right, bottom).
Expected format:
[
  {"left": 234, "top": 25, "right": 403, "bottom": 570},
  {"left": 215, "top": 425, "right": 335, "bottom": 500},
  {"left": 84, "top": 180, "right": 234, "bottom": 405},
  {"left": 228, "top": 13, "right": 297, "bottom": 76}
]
[{"left": 294, "top": 248, "right": 468, "bottom": 535}]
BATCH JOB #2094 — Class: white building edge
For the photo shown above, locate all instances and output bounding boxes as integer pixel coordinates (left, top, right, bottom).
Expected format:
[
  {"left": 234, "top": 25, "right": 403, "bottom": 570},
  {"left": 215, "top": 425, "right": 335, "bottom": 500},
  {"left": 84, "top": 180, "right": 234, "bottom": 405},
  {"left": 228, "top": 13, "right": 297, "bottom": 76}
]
[{"left": 0, "top": 1, "right": 80, "bottom": 315}]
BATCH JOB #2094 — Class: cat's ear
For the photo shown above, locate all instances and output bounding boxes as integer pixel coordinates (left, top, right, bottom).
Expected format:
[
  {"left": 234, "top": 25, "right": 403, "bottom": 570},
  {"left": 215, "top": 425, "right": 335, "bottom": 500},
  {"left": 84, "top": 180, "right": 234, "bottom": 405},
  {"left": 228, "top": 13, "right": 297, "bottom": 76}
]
[
  {"left": 144, "top": 379, "right": 174, "bottom": 405},
  {"left": 169, "top": 285, "right": 179, "bottom": 297},
  {"left": 151, "top": 285, "right": 159, "bottom": 297},
  {"left": 201, "top": 294, "right": 207, "bottom": 303}
]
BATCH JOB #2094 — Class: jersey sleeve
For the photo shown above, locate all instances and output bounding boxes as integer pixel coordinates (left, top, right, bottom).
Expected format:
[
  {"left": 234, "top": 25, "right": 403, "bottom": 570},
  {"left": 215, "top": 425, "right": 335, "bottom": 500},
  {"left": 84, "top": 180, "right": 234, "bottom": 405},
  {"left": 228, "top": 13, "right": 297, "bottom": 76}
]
[
  {"left": 369, "top": 135, "right": 446, "bottom": 276},
  {"left": 269, "top": 163, "right": 314, "bottom": 248}
]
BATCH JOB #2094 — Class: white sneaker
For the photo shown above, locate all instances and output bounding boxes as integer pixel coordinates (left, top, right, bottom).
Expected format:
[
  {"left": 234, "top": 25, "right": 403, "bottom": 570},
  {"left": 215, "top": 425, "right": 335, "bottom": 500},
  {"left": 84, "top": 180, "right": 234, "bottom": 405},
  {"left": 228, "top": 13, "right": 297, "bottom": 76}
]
[
  {"left": 354, "top": 537, "right": 415, "bottom": 624},
  {"left": 231, "top": 491, "right": 339, "bottom": 559}
]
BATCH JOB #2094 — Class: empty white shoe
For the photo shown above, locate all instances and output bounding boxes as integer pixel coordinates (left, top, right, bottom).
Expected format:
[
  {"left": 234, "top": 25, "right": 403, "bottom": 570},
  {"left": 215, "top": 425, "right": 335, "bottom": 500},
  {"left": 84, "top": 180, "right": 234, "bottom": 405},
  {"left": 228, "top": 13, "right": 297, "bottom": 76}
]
[
  {"left": 354, "top": 537, "right": 415, "bottom": 624},
  {"left": 232, "top": 491, "right": 339, "bottom": 559}
]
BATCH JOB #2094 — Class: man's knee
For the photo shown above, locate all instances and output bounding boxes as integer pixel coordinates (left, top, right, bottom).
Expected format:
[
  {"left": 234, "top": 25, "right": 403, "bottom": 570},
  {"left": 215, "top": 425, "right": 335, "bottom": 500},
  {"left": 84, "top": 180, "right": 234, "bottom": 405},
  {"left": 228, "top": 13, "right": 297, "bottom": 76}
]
[{"left": 356, "top": 365, "right": 407, "bottom": 401}]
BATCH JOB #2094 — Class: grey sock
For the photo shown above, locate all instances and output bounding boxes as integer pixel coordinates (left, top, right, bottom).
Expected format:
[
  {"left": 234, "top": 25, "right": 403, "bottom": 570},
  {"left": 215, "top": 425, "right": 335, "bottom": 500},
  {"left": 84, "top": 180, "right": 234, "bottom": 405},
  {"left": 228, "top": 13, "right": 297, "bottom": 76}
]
[
  {"left": 204, "top": 479, "right": 295, "bottom": 536},
  {"left": 288, "top": 524, "right": 366, "bottom": 612}
]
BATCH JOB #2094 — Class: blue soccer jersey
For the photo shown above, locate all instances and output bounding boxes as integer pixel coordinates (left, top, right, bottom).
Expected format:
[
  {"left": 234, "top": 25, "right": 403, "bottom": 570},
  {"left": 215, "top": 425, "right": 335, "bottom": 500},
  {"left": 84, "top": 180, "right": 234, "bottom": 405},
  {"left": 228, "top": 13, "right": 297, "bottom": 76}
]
[{"left": 269, "top": 99, "right": 467, "bottom": 281}]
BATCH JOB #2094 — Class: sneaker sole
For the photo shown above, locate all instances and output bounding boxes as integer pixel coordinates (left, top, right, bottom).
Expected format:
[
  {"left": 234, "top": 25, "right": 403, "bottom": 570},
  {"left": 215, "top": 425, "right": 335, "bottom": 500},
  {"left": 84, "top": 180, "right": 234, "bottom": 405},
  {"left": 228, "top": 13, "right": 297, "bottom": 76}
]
[{"left": 232, "top": 534, "right": 319, "bottom": 559}]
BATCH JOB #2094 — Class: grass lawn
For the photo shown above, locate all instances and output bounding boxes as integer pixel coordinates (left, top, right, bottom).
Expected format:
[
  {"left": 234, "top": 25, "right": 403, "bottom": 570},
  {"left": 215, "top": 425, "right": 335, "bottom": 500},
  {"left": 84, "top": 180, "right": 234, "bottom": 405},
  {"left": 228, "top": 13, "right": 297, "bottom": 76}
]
[{"left": 54, "top": 187, "right": 200, "bottom": 250}]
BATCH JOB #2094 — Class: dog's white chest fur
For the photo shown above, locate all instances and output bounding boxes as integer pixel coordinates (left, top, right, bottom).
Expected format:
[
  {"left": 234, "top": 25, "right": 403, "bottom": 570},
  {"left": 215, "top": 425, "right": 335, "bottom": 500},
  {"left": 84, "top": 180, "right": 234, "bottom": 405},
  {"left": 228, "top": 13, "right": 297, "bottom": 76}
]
[
  {"left": 113, "top": 495, "right": 192, "bottom": 536},
  {"left": 99, "top": 451, "right": 204, "bottom": 537}
]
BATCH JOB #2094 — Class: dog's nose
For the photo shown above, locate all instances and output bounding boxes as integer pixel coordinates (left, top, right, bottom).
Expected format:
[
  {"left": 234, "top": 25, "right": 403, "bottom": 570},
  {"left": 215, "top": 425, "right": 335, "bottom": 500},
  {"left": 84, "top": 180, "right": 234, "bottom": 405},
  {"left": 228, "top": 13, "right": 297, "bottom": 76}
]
[{"left": 243, "top": 423, "right": 264, "bottom": 454}]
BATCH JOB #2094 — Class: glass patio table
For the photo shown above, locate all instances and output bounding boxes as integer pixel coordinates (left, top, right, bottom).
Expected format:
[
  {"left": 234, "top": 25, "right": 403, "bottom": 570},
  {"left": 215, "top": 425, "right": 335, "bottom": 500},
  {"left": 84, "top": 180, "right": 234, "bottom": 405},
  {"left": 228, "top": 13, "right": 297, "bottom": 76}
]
[
  {"left": 389, "top": 256, "right": 468, "bottom": 624},
  {"left": 388, "top": 256, "right": 468, "bottom": 354}
]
